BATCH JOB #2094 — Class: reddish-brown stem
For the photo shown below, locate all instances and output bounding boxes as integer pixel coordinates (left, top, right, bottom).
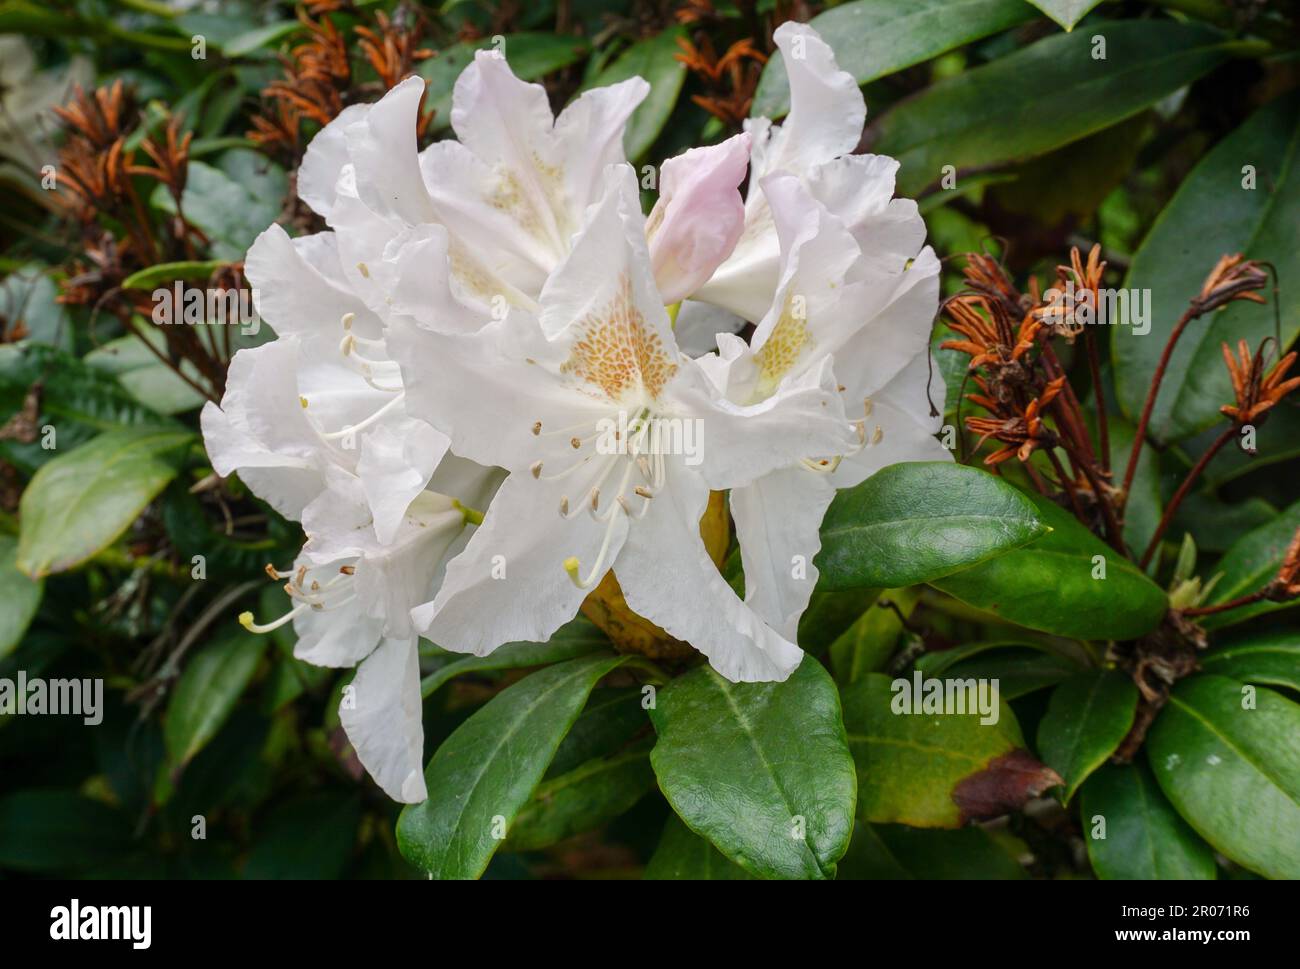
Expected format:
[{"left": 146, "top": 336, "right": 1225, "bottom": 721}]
[
  {"left": 1084, "top": 328, "right": 1110, "bottom": 472},
  {"left": 1122, "top": 305, "right": 1199, "bottom": 508},
  {"left": 122, "top": 314, "right": 219, "bottom": 402},
  {"left": 1139, "top": 426, "right": 1235, "bottom": 569},
  {"left": 1060, "top": 436, "right": 1125, "bottom": 553},
  {"left": 1024, "top": 460, "right": 1050, "bottom": 496},
  {"left": 1038, "top": 336, "right": 1097, "bottom": 464},
  {"left": 1184, "top": 589, "right": 1269, "bottom": 618},
  {"left": 1046, "top": 448, "right": 1087, "bottom": 521}
]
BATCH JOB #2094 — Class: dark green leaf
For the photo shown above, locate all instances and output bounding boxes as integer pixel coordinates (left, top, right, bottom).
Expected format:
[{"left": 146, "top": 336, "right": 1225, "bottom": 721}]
[
  {"left": 16, "top": 427, "right": 193, "bottom": 577},
  {"left": 243, "top": 793, "right": 361, "bottom": 879},
  {"left": 1037, "top": 671, "right": 1138, "bottom": 801},
  {"left": 0, "top": 790, "right": 132, "bottom": 871},
  {"left": 506, "top": 744, "right": 655, "bottom": 851},
  {"left": 649, "top": 659, "right": 855, "bottom": 879},
  {"left": 816, "top": 462, "right": 1048, "bottom": 590},
  {"left": 932, "top": 490, "right": 1168, "bottom": 640},
  {"left": 1198, "top": 498, "right": 1300, "bottom": 629},
  {"left": 1148, "top": 675, "right": 1300, "bottom": 879},
  {"left": 1115, "top": 92, "right": 1300, "bottom": 443},
  {"left": 752, "top": 0, "right": 1035, "bottom": 119},
  {"left": 934, "top": 648, "right": 1082, "bottom": 699},
  {"left": 1026, "top": 0, "right": 1104, "bottom": 31},
  {"left": 164, "top": 628, "right": 266, "bottom": 771},
  {"left": 839, "top": 822, "right": 1026, "bottom": 879},
  {"left": 1201, "top": 631, "right": 1300, "bottom": 693},
  {"left": 828, "top": 587, "right": 914, "bottom": 683},
  {"left": 1079, "top": 762, "right": 1216, "bottom": 880},
  {"left": 397, "top": 653, "right": 626, "bottom": 879},
  {"left": 873, "top": 21, "right": 1229, "bottom": 195},
  {"left": 420, "top": 615, "right": 609, "bottom": 698},
  {"left": 643, "top": 814, "right": 753, "bottom": 880}
]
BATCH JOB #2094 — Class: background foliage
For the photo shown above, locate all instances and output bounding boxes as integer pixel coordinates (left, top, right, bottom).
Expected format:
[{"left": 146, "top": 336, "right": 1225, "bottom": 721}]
[{"left": 1, "top": 0, "right": 1297, "bottom": 880}]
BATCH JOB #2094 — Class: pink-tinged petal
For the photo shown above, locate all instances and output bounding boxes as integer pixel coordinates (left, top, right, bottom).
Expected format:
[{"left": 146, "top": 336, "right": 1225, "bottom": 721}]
[{"left": 647, "top": 133, "right": 750, "bottom": 304}]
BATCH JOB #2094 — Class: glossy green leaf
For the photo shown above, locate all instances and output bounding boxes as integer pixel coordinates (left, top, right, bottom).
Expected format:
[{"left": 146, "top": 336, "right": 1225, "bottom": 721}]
[
  {"left": 1079, "top": 762, "right": 1216, "bottom": 880},
  {"left": 1198, "top": 498, "right": 1300, "bottom": 629},
  {"left": 1200, "top": 632, "right": 1300, "bottom": 693},
  {"left": 0, "top": 533, "right": 42, "bottom": 658},
  {"left": 643, "top": 814, "right": 753, "bottom": 880},
  {"left": 873, "top": 21, "right": 1229, "bottom": 195},
  {"left": 420, "top": 616, "right": 609, "bottom": 698},
  {"left": 16, "top": 427, "right": 193, "bottom": 577},
  {"left": 1026, "top": 0, "right": 1104, "bottom": 31},
  {"left": 584, "top": 26, "right": 686, "bottom": 161},
  {"left": 932, "top": 490, "right": 1168, "bottom": 640},
  {"left": 1115, "top": 92, "right": 1300, "bottom": 443},
  {"left": 1148, "top": 675, "right": 1300, "bottom": 879},
  {"left": 816, "top": 462, "right": 1048, "bottom": 591},
  {"left": 1037, "top": 671, "right": 1138, "bottom": 802},
  {"left": 0, "top": 790, "right": 133, "bottom": 871},
  {"left": 164, "top": 628, "right": 266, "bottom": 771},
  {"left": 506, "top": 744, "right": 654, "bottom": 851},
  {"left": 843, "top": 672, "right": 1048, "bottom": 827},
  {"left": 545, "top": 686, "right": 647, "bottom": 777},
  {"left": 397, "top": 653, "right": 626, "bottom": 879},
  {"left": 752, "top": 0, "right": 1034, "bottom": 119},
  {"left": 648, "top": 659, "right": 855, "bottom": 880}
]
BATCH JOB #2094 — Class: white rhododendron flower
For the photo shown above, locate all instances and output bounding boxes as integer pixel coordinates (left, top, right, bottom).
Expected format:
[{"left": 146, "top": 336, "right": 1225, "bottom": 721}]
[
  {"left": 694, "top": 22, "right": 928, "bottom": 323},
  {"left": 389, "top": 165, "right": 857, "bottom": 683},
  {"left": 202, "top": 21, "right": 943, "bottom": 802},
  {"left": 697, "top": 172, "right": 948, "bottom": 640}
]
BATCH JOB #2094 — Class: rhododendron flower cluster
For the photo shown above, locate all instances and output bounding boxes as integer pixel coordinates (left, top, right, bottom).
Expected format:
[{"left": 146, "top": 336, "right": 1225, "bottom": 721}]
[{"left": 203, "top": 23, "right": 946, "bottom": 803}]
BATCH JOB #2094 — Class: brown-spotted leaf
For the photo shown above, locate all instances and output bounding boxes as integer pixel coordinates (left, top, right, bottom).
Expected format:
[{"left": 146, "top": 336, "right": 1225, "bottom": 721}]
[
  {"left": 952, "top": 749, "right": 1063, "bottom": 823},
  {"left": 843, "top": 672, "right": 1040, "bottom": 828}
]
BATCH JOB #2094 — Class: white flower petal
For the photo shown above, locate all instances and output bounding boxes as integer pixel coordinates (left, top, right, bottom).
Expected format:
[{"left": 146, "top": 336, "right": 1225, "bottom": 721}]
[
  {"left": 414, "top": 470, "right": 627, "bottom": 654},
  {"left": 669, "top": 354, "right": 857, "bottom": 491},
  {"left": 344, "top": 75, "right": 436, "bottom": 225},
  {"left": 730, "top": 466, "right": 837, "bottom": 642},
  {"left": 340, "top": 636, "right": 428, "bottom": 803},
  {"left": 612, "top": 459, "right": 803, "bottom": 683},
  {"left": 358, "top": 420, "right": 451, "bottom": 545},
  {"left": 298, "top": 102, "right": 370, "bottom": 219},
  {"left": 245, "top": 224, "right": 383, "bottom": 341}
]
